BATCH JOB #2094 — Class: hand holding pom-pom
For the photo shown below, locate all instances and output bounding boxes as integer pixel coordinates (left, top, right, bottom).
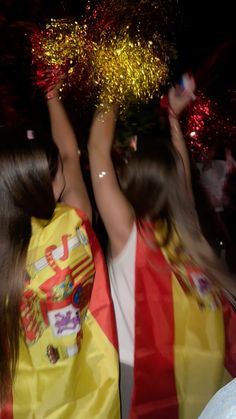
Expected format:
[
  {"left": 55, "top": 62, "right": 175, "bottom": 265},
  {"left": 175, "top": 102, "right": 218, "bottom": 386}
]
[{"left": 32, "top": 63, "right": 65, "bottom": 100}]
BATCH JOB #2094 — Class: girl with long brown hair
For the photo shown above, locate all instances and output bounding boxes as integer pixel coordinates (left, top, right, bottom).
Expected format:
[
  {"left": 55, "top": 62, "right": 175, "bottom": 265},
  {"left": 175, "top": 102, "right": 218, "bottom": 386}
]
[
  {"left": 0, "top": 90, "right": 120, "bottom": 418},
  {"left": 88, "top": 74, "right": 236, "bottom": 419}
]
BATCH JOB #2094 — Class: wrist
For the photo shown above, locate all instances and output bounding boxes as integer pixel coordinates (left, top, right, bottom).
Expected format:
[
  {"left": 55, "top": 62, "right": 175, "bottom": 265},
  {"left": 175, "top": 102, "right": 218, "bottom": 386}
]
[
  {"left": 169, "top": 113, "right": 181, "bottom": 132},
  {"left": 45, "top": 89, "right": 60, "bottom": 101},
  {"left": 46, "top": 93, "right": 60, "bottom": 101},
  {"left": 160, "top": 95, "right": 179, "bottom": 120},
  {"left": 168, "top": 105, "right": 179, "bottom": 120}
]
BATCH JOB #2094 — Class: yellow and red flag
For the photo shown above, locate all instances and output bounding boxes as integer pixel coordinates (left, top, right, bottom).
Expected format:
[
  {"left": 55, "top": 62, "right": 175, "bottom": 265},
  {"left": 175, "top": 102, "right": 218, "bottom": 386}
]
[
  {"left": 130, "top": 222, "right": 236, "bottom": 419},
  {"left": 0, "top": 204, "right": 120, "bottom": 419}
]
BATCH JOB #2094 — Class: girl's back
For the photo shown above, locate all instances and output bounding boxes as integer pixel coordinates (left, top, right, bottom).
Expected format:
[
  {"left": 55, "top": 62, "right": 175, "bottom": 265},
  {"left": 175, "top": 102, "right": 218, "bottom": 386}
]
[{"left": 88, "top": 76, "right": 236, "bottom": 419}]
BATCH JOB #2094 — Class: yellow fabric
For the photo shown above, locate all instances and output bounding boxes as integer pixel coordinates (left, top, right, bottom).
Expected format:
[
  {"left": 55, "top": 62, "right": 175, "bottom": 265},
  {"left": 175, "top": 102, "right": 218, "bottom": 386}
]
[
  {"left": 172, "top": 276, "right": 229, "bottom": 419},
  {"left": 13, "top": 311, "right": 120, "bottom": 419},
  {"left": 155, "top": 219, "right": 232, "bottom": 418},
  {"left": 154, "top": 218, "right": 221, "bottom": 304},
  {"left": 12, "top": 204, "right": 120, "bottom": 419}
]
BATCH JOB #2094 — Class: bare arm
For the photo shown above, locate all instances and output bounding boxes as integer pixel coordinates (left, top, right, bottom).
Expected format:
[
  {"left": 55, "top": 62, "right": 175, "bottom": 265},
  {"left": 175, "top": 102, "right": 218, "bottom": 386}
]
[
  {"left": 168, "top": 74, "right": 196, "bottom": 197},
  {"left": 168, "top": 113, "right": 192, "bottom": 188},
  {"left": 47, "top": 96, "right": 92, "bottom": 221},
  {"left": 88, "top": 106, "right": 135, "bottom": 257}
]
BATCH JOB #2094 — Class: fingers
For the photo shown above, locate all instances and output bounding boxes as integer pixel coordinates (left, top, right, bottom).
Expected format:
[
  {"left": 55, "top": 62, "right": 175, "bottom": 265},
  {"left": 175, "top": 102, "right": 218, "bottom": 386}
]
[{"left": 179, "top": 73, "right": 196, "bottom": 99}]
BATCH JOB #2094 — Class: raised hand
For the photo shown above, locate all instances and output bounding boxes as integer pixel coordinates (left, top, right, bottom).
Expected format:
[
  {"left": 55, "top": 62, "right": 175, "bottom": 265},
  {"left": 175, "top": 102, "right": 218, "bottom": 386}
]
[{"left": 168, "top": 73, "right": 196, "bottom": 118}]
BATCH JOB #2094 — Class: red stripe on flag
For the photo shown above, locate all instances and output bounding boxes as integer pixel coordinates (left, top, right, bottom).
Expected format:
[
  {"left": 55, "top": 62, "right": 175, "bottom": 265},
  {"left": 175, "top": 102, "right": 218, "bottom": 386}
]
[
  {"left": 0, "top": 391, "right": 13, "bottom": 419},
  {"left": 130, "top": 227, "right": 179, "bottom": 419},
  {"left": 76, "top": 209, "right": 118, "bottom": 349}
]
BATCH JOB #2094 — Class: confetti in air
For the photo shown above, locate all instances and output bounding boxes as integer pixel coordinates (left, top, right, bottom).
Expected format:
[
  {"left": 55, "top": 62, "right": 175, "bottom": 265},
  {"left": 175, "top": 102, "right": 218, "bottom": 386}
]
[
  {"left": 184, "top": 91, "right": 236, "bottom": 161},
  {"left": 184, "top": 93, "right": 213, "bottom": 158}
]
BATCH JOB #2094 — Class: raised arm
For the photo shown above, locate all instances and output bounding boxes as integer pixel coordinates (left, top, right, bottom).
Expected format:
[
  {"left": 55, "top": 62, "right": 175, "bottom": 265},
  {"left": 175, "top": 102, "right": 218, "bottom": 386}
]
[
  {"left": 47, "top": 95, "right": 92, "bottom": 221},
  {"left": 167, "top": 74, "right": 196, "bottom": 196},
  {"left": 88, "top": 105, "right": 135, "bottom": 257}
]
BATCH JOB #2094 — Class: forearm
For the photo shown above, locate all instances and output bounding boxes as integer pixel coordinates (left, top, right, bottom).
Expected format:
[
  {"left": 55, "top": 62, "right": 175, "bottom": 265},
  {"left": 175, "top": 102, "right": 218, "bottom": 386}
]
[
  {"left": 47, "top": 97, "right": 78, "bottom": 159},
  {"left": 47, "top": 96, "right": 91, "bottom": 220},
  {"left": 88, "top": 105, "right": 118, "bottom": 154},
  {"left": 169, "top": 113, "right": 191, "bottom": 185},
  {"left": 88, "top": 106, "right": 116, "bottom": 213},
  {"left": 88, "top": 106, "right": 135, "bottom": 256}
]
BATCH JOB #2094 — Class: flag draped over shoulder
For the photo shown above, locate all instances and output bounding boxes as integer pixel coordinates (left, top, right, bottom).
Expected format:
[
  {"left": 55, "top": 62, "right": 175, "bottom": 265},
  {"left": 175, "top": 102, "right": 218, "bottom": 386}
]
[
  {"left": 0, "top": 204, "right": 120, "bottom": 419},
  {"left": 130, "top": 221, "right": 236, "bottom": 419}
]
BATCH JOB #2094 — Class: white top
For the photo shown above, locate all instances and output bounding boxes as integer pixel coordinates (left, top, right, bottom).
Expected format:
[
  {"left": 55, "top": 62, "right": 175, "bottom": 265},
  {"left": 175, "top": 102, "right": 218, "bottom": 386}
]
[
  {"left": 198, "top": 379, "right": 236, "bottom": 419},
  {"left": 107, "top": 224, "right": 136, "bottom": 366}
]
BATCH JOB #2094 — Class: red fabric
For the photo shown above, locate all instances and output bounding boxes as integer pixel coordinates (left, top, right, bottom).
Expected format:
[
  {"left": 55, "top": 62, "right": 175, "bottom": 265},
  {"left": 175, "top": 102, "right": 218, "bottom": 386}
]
[
  {"left": 76, "top": 208, "right": 118, "bottom": 350},
  {"left": 130, "top": 228, "right": 179, "bottom": 419},
  {"left": 0, "top": 394, "right": 13, "bottom": 419}
]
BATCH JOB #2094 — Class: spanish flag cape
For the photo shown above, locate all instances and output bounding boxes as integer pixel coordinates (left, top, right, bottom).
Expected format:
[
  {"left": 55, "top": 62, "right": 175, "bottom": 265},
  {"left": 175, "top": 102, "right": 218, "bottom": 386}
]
[
  {"left": 130, "top": 220, "right": 236, "bottom": 419},
  {"left": 1, "top": 204, "right": 120, "bottom": 419}
]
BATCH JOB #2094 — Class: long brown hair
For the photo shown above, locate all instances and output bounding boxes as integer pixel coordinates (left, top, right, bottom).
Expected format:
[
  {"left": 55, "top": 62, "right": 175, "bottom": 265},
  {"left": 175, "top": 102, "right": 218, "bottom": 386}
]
[
  {"left": 0, "top": 129, "right": 59, "bottom": 404},
  {"left": 119, "top": 134, "right": 236, "bottom": 297}
]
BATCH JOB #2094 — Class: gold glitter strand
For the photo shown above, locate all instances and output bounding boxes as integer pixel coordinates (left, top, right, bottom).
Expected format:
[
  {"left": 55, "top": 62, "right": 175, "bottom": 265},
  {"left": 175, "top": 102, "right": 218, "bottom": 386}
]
[
  {"left": 93, "top": 29, "right": 169, "bottom": 107},
  {"left": 32, "top": 19, "right": 170, "bottom": 107}
]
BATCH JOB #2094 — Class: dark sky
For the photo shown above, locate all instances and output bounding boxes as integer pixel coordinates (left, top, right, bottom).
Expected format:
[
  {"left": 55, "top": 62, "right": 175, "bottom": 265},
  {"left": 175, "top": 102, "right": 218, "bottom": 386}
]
[
  {"left": 0, "top": 0, "right": 235, "bottom": 131},
  {"left": 178, "top": 0, "right": 235, "bottom": 69},
  {"left": 1, "top": 0, "right": 235, "bottom": 67}
]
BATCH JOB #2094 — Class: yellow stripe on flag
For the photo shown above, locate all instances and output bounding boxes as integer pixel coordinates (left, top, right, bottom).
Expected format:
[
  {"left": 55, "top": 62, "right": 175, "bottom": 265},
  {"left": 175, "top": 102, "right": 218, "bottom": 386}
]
[
  {"left": 13, "top": 310, "right": 120, "bottom": 419},
  {"left": 172, "top": 275, "right": 229, "bottom": 419}
]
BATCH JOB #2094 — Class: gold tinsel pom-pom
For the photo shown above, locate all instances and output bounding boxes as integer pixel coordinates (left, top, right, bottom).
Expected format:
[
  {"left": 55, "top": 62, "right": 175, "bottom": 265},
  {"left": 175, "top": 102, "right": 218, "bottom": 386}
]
[
  {"left": 32, "top": 19, "right": 170, "bottom": 107},
  {"left": 93, "top": 29, "right": 168, "bottom": 106}
]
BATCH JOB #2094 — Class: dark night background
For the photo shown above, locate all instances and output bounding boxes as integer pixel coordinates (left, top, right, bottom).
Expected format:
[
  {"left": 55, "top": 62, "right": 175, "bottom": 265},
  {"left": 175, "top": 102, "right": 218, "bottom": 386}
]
[{"left": 0, "top": 0, "right": 236, "bottom": 141}]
